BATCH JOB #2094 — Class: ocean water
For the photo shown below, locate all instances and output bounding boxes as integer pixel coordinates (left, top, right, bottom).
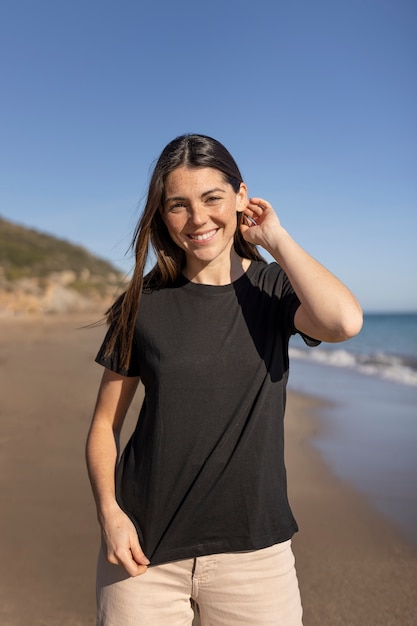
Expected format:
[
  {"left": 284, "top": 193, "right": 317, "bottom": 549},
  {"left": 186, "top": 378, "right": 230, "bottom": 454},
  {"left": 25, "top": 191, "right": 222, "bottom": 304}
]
[{"left": 288, "top": 313, "right": 417, "bottom": 547}]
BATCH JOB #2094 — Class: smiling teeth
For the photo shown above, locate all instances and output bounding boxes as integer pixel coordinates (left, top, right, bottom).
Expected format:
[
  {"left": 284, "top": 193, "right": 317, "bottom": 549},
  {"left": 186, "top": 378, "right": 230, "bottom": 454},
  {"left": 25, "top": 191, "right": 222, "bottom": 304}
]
[{"left": 190, "top": 230, "right": 216, "bottom": 241}]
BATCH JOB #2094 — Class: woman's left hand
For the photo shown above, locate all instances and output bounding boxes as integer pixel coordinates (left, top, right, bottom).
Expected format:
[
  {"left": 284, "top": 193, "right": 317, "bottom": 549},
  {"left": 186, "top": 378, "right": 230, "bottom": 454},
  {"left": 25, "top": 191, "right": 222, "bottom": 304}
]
[{"left": 240, "top": 197, "right": 283, "bottom": 252}]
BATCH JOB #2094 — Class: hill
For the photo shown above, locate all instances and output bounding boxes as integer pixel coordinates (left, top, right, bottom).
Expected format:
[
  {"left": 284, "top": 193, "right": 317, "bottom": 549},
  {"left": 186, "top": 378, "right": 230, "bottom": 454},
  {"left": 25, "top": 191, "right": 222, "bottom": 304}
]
[{"left": 0, "top": 216, "right": 127, "bottom": 315}]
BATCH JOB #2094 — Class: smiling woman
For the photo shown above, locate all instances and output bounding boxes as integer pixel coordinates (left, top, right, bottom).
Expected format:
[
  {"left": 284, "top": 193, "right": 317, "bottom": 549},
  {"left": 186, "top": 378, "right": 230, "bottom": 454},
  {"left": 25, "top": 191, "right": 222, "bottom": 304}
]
[
  {"left": 85, "top": 133, "right": 362, "bottom": 626},
  {"left": 162, "top": 167, "right": 249, "bottom": 282}
]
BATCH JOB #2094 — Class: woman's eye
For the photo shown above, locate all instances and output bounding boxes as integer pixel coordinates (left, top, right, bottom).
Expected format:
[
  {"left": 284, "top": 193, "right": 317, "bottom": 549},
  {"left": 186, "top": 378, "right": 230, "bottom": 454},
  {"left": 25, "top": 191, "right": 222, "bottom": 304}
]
[
  {"left": 169, "top": 203, "right": 186, "bottom": 213},
  {"left": 206, "top": 196, "right": 222, "bottom": 203}
]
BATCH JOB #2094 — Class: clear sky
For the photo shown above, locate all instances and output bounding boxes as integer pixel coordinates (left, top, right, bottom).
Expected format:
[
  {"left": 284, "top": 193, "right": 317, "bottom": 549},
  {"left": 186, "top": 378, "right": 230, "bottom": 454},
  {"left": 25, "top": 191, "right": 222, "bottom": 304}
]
[{"left": 1, "top": 0, "right": 416, "bottom": 312}]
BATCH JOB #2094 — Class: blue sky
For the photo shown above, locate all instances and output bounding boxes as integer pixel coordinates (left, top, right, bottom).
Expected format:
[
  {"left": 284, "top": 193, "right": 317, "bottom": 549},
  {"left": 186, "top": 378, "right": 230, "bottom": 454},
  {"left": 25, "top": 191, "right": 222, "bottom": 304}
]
[{"left": 1, "top": 0, "right": 416, "bottom": 312}]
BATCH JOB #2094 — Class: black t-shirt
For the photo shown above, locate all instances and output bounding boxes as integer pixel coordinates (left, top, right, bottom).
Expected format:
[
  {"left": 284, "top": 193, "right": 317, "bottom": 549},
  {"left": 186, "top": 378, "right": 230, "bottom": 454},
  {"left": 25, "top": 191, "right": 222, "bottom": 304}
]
[{"left": 96, "top": 261, "right": 318, "bottom": 565}]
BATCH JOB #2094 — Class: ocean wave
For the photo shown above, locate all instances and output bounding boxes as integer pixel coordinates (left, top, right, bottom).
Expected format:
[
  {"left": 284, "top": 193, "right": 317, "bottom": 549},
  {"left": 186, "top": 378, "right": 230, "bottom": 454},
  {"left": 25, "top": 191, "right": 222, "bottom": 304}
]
[{"left": 288, "top": 347, "right": 417, "bottom": 387}]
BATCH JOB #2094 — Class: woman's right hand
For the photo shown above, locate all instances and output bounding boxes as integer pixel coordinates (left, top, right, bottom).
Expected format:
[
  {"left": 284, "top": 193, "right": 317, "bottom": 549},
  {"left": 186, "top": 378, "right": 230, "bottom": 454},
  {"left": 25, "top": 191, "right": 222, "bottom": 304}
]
[{"left": 99, "top": 503, "right": 150, "bottom": 577}]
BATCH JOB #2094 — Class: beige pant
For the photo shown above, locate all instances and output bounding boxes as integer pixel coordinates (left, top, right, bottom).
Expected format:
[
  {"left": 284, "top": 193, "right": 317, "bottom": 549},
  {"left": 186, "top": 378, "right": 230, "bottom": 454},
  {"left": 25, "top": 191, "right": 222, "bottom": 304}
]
[{"left": 96, "top": 541, "right": 303, "bottom": 625}]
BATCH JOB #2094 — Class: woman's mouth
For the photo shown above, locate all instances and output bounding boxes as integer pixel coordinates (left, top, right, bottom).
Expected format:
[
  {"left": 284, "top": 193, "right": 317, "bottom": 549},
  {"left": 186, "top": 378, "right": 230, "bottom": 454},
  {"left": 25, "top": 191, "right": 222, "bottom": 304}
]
[{"left": 187, "top": 229, "right": 218, "bottom": 242}]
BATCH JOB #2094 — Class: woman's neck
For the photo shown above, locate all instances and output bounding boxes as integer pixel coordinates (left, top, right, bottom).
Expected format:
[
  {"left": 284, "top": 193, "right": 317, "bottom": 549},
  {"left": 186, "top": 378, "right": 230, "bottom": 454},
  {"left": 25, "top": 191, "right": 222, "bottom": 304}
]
[{"left": 183, "top": 252, "right": 251, "bottom": 286}]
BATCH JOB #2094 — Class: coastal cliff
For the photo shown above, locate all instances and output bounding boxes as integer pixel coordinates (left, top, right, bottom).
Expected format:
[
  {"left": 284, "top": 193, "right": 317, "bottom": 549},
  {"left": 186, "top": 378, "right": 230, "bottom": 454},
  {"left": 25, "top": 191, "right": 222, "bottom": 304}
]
[{"left": 0, "top": 216, "right": 127, "bottom": 315}]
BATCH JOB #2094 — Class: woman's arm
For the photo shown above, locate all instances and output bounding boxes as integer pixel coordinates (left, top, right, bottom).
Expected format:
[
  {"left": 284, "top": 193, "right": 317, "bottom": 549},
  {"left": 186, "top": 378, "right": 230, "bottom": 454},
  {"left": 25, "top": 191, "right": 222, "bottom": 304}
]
[
  {"left": 86, "top": 368, "right": 150, "bottom": 576},
  {"left": 241, "top": 198, "right": 363, "bottom": 342}
]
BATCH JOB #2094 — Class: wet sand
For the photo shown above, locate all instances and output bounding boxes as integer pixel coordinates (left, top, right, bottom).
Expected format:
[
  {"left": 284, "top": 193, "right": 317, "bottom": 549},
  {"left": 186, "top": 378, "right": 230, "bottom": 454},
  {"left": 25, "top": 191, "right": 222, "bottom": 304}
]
[{"left": 0, "top": 315, "right": 416, "bottom": 625}]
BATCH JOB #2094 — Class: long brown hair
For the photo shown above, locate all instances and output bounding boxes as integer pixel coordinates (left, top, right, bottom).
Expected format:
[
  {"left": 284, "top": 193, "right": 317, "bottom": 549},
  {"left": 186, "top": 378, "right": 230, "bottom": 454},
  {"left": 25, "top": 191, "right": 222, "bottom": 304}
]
[{"left": 105, "top": 134, "right": 264, "bottom": 370}]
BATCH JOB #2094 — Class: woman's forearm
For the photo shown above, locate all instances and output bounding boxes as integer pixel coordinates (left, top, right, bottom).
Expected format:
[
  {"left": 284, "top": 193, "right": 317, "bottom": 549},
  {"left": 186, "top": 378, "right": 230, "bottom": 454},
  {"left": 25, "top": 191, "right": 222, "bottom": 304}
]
[
  {"left": 86, "top": 370, "right": 140, "bottom": 518},
  {"left": 86, "top": 419, "right": 120, "bottom": 519}
]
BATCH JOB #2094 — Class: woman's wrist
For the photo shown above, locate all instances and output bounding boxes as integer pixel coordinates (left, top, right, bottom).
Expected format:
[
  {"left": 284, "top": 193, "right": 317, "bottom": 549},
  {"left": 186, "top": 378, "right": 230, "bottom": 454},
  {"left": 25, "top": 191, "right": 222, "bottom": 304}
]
[
  {"left": 263, "top": 226, "right": 292, "bottom": 260},
  {"left": 97, "top": 497, "right": 120, "bottom": 523}
]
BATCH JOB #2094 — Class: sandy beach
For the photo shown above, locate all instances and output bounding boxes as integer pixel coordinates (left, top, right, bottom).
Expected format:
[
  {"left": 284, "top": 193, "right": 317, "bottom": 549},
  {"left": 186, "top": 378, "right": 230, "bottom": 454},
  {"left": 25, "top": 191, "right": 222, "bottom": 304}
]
[{"left": 1, "top": 315, "right": 416, "bottom": 626}]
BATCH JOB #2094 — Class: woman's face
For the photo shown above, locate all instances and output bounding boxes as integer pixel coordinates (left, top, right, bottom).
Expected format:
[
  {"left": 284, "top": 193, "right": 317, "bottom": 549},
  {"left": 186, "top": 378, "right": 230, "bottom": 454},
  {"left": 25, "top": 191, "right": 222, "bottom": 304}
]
[{"left": 162, "top": 166, "right": 247, "bottom": 272}]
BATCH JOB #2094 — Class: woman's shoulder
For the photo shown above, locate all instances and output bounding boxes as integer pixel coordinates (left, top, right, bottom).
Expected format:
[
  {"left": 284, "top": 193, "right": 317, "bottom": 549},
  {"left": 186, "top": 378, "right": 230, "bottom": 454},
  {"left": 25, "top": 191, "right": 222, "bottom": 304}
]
[{"left": 248, "top": 259, "right": 284, "bottom": 283}]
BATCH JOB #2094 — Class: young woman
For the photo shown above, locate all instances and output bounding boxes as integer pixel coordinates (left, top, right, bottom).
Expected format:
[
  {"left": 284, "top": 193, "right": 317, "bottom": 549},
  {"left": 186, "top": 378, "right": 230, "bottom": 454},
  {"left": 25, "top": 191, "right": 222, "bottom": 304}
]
[{"left": 86, "top": 134, "right": 363, "bottom": 625}]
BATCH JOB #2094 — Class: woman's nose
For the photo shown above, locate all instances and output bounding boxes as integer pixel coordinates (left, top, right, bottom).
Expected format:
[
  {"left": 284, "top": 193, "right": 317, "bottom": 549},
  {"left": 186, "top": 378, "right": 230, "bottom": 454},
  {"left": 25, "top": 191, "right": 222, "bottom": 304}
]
[{"left": 188, "top": 204, "right": 208, "bottom": 225}]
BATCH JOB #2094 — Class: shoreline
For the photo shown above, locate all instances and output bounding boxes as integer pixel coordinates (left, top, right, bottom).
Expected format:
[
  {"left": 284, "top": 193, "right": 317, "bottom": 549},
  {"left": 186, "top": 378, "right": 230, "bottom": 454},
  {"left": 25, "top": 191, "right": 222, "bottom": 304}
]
[
  {"left": 0, "top": 315, "right": 416, "bottom": 625},
  {"left": 288, "top": 357, "right": 417, "bottom": 550},
  {"left": 285, "top": 391, "right": 417, "bottom": 625}
]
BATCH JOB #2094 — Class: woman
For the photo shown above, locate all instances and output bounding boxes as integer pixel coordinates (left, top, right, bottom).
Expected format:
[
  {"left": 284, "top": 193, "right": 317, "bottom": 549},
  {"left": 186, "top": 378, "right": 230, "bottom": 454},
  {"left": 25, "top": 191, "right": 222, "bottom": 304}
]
[{"left": 86, "top": 134, "right": 363, "bottom": 625}]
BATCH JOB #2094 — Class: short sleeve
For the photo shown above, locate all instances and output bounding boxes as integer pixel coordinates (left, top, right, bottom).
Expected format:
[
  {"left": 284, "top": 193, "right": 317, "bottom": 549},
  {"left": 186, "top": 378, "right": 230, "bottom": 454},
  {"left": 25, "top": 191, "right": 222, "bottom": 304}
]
[
  {"left": 95, "top": 322, "right": 141, "bottom": 377},
  {"left": 254, "top": 262, "right": 320, "bottom": 347},
  {"left": 289, "top": 300, "right": 321, "bottom": 347}
]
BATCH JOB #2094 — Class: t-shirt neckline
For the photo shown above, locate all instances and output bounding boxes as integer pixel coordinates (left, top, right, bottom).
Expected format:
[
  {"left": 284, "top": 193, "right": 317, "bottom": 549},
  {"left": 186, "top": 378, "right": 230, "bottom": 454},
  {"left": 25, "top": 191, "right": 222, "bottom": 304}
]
[{"left": 179, "top": 261, "right": 257, "bottom": 295}]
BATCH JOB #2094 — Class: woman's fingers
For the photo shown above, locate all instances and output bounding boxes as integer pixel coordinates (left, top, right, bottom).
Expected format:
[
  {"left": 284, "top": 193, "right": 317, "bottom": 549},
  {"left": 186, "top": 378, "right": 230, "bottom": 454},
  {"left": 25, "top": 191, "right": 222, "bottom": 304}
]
[
  {"left": 106, "top": 540, "right": 149, "bottom": 577},
  {"left": 130, "top": 539, "right": 151, "bottom": 567},
  {"left": 120, "top": 550, "right": 149, "bottom": 577},
  {"left": 240, "top": 197, "right": 283, "bottom": 249},
  {"left": 248, "top": 197, "right": 268, "bottom": 212}
]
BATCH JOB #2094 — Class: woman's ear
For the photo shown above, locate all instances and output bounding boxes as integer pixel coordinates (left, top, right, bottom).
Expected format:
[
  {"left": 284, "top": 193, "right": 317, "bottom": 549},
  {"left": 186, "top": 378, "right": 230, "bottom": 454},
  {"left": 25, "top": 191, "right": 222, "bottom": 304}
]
[{"left": 236, "top": 182, "right": 248, "bottom": 213}]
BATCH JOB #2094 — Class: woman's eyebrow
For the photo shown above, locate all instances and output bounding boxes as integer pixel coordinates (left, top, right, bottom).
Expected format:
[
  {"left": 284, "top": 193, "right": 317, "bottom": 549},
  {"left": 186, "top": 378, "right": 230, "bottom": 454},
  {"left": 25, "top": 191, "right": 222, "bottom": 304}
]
[
  {"left": 164, "top": 187, "right": 226, "bottom": 205},
  {"left": 201, "top": 187, "right": 226, "bottom": 197},
  {"left": 164, "top": 194, "right": 186, "bottom": 205}
]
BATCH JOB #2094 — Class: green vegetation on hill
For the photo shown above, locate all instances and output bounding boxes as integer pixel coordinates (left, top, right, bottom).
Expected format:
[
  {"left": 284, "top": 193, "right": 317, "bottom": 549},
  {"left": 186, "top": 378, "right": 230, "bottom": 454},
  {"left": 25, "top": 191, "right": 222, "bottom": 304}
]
[{"left": 0, "top": 216, "right": 123, "bottom": 281}]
